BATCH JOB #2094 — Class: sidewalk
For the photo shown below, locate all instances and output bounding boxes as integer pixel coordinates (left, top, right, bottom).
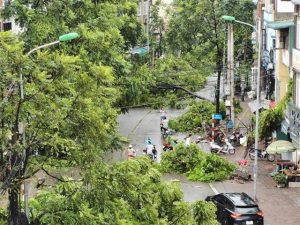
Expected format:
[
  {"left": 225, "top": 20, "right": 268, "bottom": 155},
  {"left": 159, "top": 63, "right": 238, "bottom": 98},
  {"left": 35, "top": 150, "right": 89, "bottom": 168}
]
[{"left": 214, "top": 97, "right": 300, "bottom": 225}]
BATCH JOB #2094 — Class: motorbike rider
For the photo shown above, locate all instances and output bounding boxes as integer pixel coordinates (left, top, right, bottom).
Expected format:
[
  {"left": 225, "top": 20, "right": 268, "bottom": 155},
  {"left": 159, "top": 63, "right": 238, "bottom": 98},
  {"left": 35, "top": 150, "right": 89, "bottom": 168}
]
[
  {"left": 160, "top": 118, "right": 168, "bottom": 134},
  {"left": 160, "top": 108, "right": 167, "bottom": 121},
  {"left": 145, "top": 139, "right": 156, "bottom": 160},
  {"left": 127, "top": 144, "right": 136, "bottom": 160}
]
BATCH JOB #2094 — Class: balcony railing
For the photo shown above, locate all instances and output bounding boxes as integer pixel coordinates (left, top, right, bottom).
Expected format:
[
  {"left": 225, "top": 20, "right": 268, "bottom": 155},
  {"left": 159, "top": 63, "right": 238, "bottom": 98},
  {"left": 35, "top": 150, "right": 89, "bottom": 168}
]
[{"left": 288, "top": 103, "right": 300, "bottom": 142}]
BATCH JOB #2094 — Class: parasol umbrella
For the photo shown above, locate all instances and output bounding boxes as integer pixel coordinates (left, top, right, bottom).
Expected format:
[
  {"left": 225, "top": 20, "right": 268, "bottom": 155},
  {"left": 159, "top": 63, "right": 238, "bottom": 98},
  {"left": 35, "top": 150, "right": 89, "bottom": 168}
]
[{"left": 266, "top": 140, "right": 296, "bottom": 154}]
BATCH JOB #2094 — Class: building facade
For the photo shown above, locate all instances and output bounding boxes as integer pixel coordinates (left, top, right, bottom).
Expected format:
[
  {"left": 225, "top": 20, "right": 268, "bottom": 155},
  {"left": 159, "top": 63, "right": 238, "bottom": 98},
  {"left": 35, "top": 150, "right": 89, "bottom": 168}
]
[
  {"left": 0, "top": 0, "right": 21, "bottom": 34},
  {"left": 290, "top": 0, "right": 300, "bottom": 154}
]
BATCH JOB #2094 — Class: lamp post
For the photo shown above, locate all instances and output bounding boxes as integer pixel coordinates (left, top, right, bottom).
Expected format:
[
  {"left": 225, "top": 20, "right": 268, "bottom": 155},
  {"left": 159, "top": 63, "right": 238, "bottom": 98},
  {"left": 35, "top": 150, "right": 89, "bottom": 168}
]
[
  {"left": 222, "top": 15, "right": 261, "bottom": 200},
  {"left": 20, "top": 32, "right": 79, "bottom": 221}
]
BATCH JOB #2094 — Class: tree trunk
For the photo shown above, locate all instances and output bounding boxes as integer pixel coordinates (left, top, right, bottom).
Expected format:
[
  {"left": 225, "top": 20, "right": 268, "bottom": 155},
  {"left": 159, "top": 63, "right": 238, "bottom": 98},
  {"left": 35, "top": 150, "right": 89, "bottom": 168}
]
[
  {"left": 215, "top": 48, "right": 223, "bottom": 114},
  {"left": 8, "top": 181, "right": 29, "bottom": 225},
  {"left": 8, "top": 184, "right": 20, "bottom": 225}
]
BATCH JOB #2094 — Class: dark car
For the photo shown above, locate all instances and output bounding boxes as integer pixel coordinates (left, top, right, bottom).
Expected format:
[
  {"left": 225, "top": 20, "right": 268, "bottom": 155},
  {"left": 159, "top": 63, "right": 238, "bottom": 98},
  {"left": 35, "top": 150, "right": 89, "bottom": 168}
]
[{"left": 205, "top": 192, "right": 264, "bottom": 225}]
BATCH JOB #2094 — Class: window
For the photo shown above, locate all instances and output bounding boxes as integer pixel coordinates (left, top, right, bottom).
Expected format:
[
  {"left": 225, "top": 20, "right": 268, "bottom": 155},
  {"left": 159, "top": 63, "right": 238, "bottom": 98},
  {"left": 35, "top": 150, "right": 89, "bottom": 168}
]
[
  {"left": 297, "top": 17, "right": 300, "bottom": 49},
  {"left": 3, "top": 22, "right": 11, "bottom": 31},
  {"left": 235, "top": 206, "right": 260, "bottom": 214}
]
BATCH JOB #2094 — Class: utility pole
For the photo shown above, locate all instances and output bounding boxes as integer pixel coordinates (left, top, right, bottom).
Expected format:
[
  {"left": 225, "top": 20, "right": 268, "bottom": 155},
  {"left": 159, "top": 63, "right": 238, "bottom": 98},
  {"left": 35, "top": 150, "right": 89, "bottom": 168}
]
[
  {"left": 253, "top": 1, "right": 262, "bottom": 201},
  {"left": 227, "top": 22, "right": 235, "bottom": 127},
  {"left": 146, "top": 0, "right": 150, "bottom": 53}
]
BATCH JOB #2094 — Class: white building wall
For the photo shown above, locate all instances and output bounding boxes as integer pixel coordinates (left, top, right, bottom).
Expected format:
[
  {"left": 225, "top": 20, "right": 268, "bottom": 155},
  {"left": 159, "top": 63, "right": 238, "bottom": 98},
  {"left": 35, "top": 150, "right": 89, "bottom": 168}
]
[{"left": 276, "top": 0, "right": 294, "bottom": 12}]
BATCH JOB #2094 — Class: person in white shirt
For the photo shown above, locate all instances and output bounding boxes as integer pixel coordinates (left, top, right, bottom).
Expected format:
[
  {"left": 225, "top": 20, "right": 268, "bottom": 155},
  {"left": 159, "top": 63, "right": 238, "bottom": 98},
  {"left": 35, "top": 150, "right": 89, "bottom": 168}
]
[
  {"left": 146, "top": 142, "right": 154, "bottom": 155},
  {"left": 185, "top": 134, "right": 192, "bottom": 146}
]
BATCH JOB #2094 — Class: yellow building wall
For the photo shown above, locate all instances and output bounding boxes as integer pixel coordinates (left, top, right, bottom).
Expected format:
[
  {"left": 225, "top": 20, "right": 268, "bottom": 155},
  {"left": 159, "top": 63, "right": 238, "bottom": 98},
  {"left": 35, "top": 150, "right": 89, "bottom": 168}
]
[{"left": 275, "top": 49, "right": 289, "bottom": 102}]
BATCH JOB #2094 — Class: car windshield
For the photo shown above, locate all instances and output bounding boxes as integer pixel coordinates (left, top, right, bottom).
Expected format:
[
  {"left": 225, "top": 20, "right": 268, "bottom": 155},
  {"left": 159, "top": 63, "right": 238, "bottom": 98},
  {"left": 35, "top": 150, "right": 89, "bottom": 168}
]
[{"left": 235, "top": 206, "right": 259, "bottom": 214}]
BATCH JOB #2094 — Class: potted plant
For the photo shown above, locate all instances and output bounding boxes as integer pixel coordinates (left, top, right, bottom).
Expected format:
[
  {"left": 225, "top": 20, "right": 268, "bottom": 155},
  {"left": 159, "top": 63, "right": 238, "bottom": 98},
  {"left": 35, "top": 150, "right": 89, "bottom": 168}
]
[{"left": 274, "top": 173, "right": 287, "bottom": 188}]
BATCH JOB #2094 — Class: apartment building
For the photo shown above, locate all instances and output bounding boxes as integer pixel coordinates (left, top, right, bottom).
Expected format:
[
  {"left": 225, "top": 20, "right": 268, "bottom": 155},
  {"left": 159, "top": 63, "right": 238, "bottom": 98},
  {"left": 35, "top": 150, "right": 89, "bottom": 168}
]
[
  {"left": 289, "top": 0, "right": 300, "bottom": 149},
  {"left": 265, "top": 0, "right": 294, "bottom": 103},
  {"left": 263, "top": 0, "right": 300, "bottom": 162},
  {"left": 0, "top": 0, "right": 20, "bottom": 33}
]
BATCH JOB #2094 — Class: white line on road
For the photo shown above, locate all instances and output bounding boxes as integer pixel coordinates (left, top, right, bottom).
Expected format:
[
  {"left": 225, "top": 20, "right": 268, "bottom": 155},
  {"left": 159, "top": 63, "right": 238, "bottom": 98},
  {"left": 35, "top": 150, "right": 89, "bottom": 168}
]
[
  {"left": 128, "top": 109, "right": 153, "bottom": 138},
  {"left": 209, "top": 183, "right": 219, "bottom": 194}
]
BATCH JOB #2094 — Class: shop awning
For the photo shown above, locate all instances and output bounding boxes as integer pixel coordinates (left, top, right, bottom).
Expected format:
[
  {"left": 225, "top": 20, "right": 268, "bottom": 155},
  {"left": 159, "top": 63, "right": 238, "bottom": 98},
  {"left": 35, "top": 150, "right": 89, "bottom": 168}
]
[
  {"left": 267, "top": 20, "right": 294, "bottom": 30},
  {"left": 266, "top": 140, "right": 296, "bottom": 154}
]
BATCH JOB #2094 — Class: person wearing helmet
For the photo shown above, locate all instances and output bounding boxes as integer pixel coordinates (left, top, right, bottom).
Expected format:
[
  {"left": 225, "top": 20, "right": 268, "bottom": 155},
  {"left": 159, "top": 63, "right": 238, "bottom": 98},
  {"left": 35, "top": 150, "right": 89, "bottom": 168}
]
[
  {"left": 145, "top": 137, "right": 152, "bottom": 145},
  {"left": 127, "top": 144, "right": 136, "bottom": 160}
]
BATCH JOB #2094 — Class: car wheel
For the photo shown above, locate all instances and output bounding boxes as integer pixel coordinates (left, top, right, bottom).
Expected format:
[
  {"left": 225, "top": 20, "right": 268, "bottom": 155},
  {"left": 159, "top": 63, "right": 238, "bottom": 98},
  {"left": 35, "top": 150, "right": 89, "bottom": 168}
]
[{"left": 221, "top": 218, "right": 229, "bottom": 225}]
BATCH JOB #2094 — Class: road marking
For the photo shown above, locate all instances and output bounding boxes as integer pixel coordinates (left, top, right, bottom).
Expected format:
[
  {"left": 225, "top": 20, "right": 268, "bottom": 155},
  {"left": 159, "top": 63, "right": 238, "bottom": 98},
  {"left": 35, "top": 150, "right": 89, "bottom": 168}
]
[
  {"left": 128, "top": 109, "right": 153, "bottom": 138},
  {"left": 209, "top": 183, "right": 219, "bottom": 194}
]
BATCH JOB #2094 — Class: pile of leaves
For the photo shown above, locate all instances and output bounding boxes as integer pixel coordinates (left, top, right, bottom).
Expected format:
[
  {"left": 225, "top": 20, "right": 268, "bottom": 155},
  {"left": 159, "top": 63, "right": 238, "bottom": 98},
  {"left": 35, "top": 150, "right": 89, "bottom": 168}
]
[
  {"left": 160, "top": 144, "right": 236, "bottom": 182},
  {"left": 26, "top": 157, "right": 218, "bottom": 225},
  {"left": 168, "top": 101, "right": 216, "bottom": 133}
]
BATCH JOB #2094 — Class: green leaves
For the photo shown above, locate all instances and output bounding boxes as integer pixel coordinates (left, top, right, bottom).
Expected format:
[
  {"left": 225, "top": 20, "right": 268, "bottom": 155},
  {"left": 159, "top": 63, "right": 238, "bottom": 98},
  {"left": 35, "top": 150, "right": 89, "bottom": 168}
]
[
  {"left": 168, "top": 100, "right": 216, "bottom": 133},
  {"left": 258, "top": 80, "right": 292, "bottom": 139},
  {"left": 28, "top": 157, "right": 218, "bottom": 224},
  {"left": 160, "top": 143, "right": 236, "bottom": 182}
]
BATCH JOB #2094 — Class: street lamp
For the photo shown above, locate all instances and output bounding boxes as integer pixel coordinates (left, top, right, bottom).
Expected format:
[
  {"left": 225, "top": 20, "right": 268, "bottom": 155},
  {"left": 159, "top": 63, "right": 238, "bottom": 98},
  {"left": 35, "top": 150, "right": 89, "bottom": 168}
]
[
  {"left": 20, "top": 32, "right": 79, "bottom": 220},
  {"left": 222, "top": 15, "right": 261, "bottom": 201}
]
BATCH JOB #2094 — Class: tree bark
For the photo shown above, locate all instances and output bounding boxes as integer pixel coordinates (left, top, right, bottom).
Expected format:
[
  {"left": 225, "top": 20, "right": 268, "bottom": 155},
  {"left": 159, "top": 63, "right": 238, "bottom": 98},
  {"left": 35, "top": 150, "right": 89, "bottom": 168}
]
[{"left": 8, "top": 184, "right": 20, "bottom": 225}]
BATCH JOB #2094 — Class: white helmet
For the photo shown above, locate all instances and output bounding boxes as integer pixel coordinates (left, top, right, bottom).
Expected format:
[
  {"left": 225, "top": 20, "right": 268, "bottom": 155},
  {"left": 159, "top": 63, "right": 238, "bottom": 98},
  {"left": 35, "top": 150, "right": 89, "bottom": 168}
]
[{"left": 129, "top": 145, "right": 133, "bottom": 149}]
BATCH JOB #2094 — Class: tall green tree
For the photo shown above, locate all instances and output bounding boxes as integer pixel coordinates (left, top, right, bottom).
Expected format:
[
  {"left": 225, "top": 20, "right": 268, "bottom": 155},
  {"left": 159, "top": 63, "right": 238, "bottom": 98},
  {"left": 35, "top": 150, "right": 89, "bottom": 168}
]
[
  {"left": 1, "top": 1, "right": 144, "bottom": 223},
  {"left": 0, "top": 31, "right": 121, "bottom": 224},
  {"left": 166, "top": 0, "right": 255, "bottom": 113}
]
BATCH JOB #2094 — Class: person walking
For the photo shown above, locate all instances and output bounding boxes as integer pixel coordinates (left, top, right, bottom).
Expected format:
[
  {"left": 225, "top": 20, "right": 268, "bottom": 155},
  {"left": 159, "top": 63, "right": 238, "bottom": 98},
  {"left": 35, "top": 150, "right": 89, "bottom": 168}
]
[{"left": 185, "top": 134, "right": 192, "bottom": 146}]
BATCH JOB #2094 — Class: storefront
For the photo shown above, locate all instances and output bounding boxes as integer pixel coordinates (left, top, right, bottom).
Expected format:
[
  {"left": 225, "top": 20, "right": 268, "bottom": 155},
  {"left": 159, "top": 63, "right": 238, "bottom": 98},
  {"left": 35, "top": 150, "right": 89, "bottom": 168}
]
[{"left": 288, "top": 102, "right": 300, "bottom": 163}]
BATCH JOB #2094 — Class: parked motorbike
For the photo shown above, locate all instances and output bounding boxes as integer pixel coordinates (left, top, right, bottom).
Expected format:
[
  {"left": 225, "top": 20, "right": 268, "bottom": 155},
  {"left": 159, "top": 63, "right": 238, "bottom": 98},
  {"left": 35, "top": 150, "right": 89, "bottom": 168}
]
[
  {"left": 248, "top": 148, "right": 275, "bottom": 162},
  {"left": 163, "top": 140, "right": 178, "bottom": 151},
  {"left": 210, "top": 138, "right": 235, "bottom": 155},
  {"left": 161, "top": 127, "right": 174, "bottom": 139},
  {"left": 163, "top": 143, "right": 173, "bottom": 151},
  {"left": 229, "top": 130, "right": 244, "bottom": 147}
]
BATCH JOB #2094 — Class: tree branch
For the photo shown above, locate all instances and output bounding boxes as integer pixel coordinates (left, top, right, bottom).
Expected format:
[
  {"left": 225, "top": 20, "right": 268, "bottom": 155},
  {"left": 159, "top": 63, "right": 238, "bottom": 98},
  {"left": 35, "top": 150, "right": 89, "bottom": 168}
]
[
  {"left": 41, "top": 166, "right": 82, "bottom": 183},
  {"left": 156, "top": 84, "right": 212, "bottom": 101}
]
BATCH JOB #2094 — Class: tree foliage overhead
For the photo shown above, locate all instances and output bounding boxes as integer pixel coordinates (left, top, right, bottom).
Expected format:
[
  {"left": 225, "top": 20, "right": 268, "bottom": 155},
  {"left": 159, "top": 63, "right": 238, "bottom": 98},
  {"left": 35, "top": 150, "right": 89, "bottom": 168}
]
[
  {"left": 166, "top": 0, "right": 255, "bottom": 60},
  {"left": 1, "top": 0, "right": 143, "bottom": 222},
  {"left": 165, "top": 0, "right": 255, "bottom": 112},
  {"left": 27, "top": 157, "right": 218, "bottom": 225}
]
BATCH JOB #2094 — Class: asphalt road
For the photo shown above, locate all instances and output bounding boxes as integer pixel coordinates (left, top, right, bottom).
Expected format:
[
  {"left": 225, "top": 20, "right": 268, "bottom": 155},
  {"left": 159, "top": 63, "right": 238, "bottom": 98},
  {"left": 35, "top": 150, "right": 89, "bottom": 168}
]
[
  {"left": 116, "top": 107, "right": 215, "bottom": 202},
  {"left": 115, "top": 74, "right": 220, "bottom": 201}
]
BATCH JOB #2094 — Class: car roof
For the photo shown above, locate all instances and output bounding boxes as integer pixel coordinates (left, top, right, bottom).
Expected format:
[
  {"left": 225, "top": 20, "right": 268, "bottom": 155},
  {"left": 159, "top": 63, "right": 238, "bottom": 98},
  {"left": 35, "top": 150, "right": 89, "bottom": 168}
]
[{"left": 221, "top": 193, "right": 257, "bottom": 207}]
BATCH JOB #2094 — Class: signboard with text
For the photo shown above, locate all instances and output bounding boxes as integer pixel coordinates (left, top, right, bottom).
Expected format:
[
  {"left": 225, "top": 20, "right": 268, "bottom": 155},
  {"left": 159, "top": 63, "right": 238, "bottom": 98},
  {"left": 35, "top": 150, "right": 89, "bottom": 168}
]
[{"left": 213, "top": 114, "right": 222, "bottom": 120}]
